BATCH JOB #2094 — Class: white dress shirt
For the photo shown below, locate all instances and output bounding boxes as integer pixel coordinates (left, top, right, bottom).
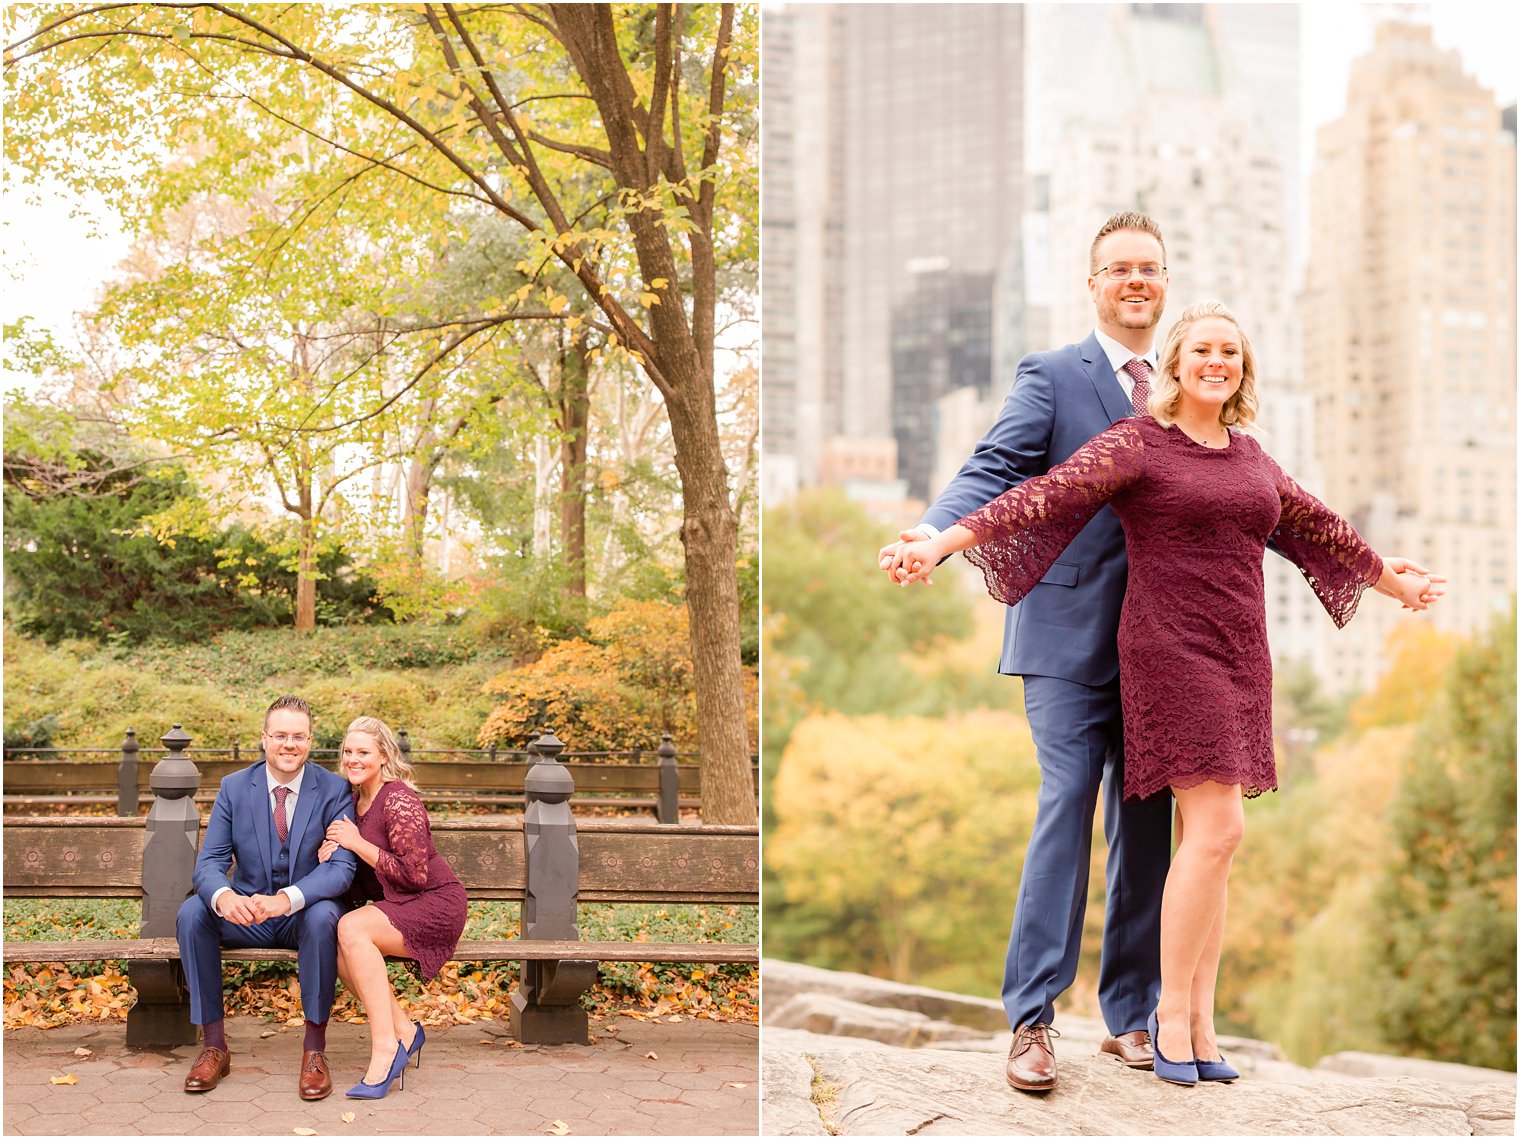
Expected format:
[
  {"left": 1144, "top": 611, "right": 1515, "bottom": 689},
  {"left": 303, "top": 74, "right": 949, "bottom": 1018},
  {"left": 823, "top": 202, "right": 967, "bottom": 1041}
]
[
  {"left": 1092, "top": 327, "right": 1160, "bottom": 402},
  {"left": 211, "top": 765, "right": 309, "bottom": 917}
]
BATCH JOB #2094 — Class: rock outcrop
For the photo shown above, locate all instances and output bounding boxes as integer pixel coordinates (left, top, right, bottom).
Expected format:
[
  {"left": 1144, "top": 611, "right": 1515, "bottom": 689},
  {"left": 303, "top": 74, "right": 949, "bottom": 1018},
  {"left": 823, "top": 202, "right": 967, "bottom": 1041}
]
[{"left": 761, "top": 959, "right": 1516, "bottom": 1136}]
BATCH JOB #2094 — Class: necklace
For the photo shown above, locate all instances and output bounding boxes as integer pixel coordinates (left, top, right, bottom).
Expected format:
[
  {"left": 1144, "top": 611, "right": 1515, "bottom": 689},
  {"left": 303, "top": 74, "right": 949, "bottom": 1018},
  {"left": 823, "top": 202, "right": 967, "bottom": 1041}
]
[{"left": 1175, "top": 420, "right": 1229, "bottom": 449}]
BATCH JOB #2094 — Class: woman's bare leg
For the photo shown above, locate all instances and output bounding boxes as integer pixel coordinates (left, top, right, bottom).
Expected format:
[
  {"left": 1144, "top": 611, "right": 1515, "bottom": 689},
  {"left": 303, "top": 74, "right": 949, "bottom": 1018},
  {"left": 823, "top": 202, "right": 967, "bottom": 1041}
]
[
  {"left": 1171, "top": 805, "right": 1231, "bottom": 1062},
  {"left": 336, "top": 907, "right": 411, "bottom": 1083},
  {"left": 392, "top": 992, "right": 417, "bottom": 1051},
  {"left": 1155, "top": 782, "right": 1244, "bottom": 1063},
  {"left": 1188, "top": 893, "right": 1228, "bottom": 1061}
]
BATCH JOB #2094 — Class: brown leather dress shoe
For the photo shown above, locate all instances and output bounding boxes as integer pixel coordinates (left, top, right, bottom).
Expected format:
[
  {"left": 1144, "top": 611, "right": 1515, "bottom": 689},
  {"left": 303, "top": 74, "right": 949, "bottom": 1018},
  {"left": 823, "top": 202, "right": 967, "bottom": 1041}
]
[
  {"left": 299, "top": 1050, "right": 333, "bottom": 1100},
  {"left": 183, "top": 1046, "right": 230, "bottom": 1093},
  {"left": 1100, "top": 1029, "right": 1155, "bottom": 1069},
  {"left": 1006, "top": 1022, "right": 1059, "bottom": 1092}
]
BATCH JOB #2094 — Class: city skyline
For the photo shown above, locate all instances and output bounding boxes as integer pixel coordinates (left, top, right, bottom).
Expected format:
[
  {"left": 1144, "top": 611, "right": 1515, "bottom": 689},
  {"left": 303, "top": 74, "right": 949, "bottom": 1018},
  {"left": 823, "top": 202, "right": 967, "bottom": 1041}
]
[{"left": 760, "top": 1, "right": 1516, "bottom": 689}]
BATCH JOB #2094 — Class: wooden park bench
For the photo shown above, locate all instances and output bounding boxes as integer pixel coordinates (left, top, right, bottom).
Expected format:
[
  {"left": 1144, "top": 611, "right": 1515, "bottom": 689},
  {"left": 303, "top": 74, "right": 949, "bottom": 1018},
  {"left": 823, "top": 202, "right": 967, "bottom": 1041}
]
[
  {"left": 2, "top": 731, "right": 758, "bottom": 820},
  {"left": 3, "top": 726, "right": 757, "bottom": 1048}
]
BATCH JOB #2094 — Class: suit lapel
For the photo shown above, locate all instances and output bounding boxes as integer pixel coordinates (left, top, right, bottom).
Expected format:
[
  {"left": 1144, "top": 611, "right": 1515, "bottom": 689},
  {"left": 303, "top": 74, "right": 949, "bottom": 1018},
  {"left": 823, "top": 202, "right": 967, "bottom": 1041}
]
[
  {"left": 1081, "top": 333, "right": 1134, "bottom": 425},
  {"left": 286, "top": 765, "right": 322, "bottom": 867},
  {"left": 236, "top": 764, "right": 274, "bottom": 889}
]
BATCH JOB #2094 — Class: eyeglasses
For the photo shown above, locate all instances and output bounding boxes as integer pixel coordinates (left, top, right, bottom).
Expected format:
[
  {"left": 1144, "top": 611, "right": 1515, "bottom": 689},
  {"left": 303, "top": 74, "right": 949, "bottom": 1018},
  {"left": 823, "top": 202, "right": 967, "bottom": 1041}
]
[
  {"left": 265, "top": 732, "right": 311, "bottom": 745},
  {"left": 1094, "top": 262, "right": 1166, "bottom": 281}
]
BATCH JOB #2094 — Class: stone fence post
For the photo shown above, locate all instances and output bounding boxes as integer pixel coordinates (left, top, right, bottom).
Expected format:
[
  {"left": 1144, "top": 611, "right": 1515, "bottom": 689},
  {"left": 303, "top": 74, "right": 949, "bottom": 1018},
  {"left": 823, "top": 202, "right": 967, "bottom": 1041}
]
[
  {"left": 398, "top": 728, "right": 411, "bottom": 763},
  {"left": 511, "top": 728, "right": 595, "bottom": 1044},
  {"left": 126, "top": 724, "right": 201, "bottom": 1048},
  {"left": 116, "top": 729, "right": 139, "bottom": 817},
  {"left": 656, "top": 732, "right": 680, "bottom": 825}
]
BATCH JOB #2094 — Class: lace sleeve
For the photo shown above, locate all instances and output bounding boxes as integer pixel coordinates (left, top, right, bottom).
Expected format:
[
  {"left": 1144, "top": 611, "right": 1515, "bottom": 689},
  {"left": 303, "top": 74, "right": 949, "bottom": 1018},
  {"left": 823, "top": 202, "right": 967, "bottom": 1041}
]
[
  {"left": 958, "top": 420, "right": 1146, "bottom": 607},
  {"left": 375, "top": 785, "right": 432, "bottom": 891},
  {"left": 1271, "top": 466, "right": 1383, "bottom": 628}
]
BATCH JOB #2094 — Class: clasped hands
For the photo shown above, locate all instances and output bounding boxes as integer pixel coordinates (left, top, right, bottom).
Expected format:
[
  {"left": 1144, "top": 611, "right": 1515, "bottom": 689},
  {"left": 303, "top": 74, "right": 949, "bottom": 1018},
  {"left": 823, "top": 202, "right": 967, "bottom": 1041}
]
[
  {"left": 217, "top": 890, "right": 291, "bottom": 925},
  {"left": 1377, "top": 557, "right": 1448, "bottom": 612},
  {"left": 877, "top": 529, "right": 951, "bottom": 586}
]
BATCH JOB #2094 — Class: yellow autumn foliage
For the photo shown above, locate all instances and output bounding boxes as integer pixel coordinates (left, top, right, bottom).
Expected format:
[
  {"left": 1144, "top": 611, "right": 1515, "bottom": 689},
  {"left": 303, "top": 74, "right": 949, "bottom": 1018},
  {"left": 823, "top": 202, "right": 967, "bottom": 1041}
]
[{"left": 767, "top": 710, "right": 1041, "bottom": 996}]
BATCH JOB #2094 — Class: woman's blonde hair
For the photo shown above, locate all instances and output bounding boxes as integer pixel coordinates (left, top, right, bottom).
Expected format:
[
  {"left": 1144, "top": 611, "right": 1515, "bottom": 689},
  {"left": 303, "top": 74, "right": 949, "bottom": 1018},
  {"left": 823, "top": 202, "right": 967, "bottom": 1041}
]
[
  {"left": 1150, "top": 300, "right": 1260, "bottom": 432},
  {"left": 344, "top": 716, "right": 416, "bottom": 789}
]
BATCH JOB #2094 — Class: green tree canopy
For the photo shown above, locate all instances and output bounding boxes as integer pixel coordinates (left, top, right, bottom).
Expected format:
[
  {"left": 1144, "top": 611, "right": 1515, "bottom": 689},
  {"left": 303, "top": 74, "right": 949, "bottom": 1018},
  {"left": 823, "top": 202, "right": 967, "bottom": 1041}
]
[
  {"left": 1375, "top": 605, "right": 1517, "bottom": 1070},
  {"left": 3, "top": 398, "right": 389, "bottom": 642},
  {"left": 6, "top": 2, "right": 759, "bottom": 821}
]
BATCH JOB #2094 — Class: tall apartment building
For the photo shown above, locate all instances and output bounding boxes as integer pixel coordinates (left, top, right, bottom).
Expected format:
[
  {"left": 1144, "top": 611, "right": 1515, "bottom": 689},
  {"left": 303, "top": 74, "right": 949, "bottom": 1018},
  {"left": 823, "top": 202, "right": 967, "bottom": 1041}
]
[
  {"left": 761, "top": 5, "right": 846, "bottom": 502},
  {"left": 1301, "top": 21, "right": 1517, "bottom": 692},
  {"left": 761, "top": 4, "right": 1024, "bottom": 498}
]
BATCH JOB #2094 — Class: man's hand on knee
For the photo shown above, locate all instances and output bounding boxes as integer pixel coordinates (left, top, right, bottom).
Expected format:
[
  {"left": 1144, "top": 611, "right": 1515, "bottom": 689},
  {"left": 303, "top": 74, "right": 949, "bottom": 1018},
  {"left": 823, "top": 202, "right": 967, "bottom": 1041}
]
[
  {"left": 217, "top": 892, "right": 264, "bottom": 925},
  {"left": 249, "top": 893, "right": 292, "bottom": 920}
]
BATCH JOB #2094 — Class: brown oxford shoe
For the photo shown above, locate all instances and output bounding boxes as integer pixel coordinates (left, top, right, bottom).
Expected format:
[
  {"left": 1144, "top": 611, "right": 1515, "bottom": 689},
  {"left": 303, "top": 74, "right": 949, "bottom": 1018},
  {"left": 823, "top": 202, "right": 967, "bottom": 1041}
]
[
  {"left": 183, "top": 1046, "right": 230, "bottom": 1093},
  {"left": 1006, "top": 1022, "right": 1059, "bottom": 1092},
  {"left": 1100, "top": 1029, "right": 1155, "bottom": 1069},
  {"left": 299, "top": 1050, "right": 333, "bottom": 1100}
]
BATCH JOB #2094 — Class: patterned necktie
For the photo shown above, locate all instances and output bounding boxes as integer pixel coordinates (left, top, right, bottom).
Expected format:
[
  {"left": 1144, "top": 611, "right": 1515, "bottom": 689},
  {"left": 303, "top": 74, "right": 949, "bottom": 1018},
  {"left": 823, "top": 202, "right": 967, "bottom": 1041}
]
[
  {"left": 273, "top": 785, "right": 292, "bottom": 845},
  {"left": 1123, "top": 357, "right": 1152, "bottom": 416}
]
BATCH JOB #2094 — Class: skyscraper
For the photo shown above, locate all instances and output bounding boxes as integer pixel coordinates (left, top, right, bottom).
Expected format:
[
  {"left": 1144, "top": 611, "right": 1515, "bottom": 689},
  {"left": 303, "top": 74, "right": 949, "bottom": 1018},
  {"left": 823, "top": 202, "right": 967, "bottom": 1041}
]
[
  {"left": 761, "top": 4, "right": 844, "bottom": 503},
  {"left": 1301, "top": 20, "right": 1516, "bottom": 691},
  {"left": 761, "top": 4, "right": 1024, "bottom": 500}
]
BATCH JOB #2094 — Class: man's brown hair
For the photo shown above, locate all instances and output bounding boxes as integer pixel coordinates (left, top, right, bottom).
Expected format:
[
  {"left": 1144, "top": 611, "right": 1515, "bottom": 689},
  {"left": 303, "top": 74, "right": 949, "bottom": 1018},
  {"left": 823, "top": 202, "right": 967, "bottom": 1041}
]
[
  {"left": 263, "top": 694, "right": 313, "bottom": 732},
  {"left": 1089, "top": 211, "right": 1166, "bottom": 273}
]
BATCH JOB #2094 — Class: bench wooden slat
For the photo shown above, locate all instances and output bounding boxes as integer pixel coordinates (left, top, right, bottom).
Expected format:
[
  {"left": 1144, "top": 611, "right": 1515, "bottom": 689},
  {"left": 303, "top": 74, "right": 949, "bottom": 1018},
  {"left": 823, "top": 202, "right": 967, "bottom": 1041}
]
[
  {"left": 3, "top": 817, "right": 759, "bottom": 904},
  {"left": 3, "top": 938, "right": 757, "bottom": 965},
  {"left": 2, "top": 794, "right": 701, "bottom": 810}
]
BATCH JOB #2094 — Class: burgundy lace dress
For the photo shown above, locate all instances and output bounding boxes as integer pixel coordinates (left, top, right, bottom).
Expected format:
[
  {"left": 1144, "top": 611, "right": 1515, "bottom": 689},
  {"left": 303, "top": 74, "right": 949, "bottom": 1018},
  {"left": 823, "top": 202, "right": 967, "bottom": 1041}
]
[
  {"left": 347, "top": 780, "right": 467, "bottom": 980},
  {"left": 958, "top": 416, "right": 1383, "bottom": 800}
]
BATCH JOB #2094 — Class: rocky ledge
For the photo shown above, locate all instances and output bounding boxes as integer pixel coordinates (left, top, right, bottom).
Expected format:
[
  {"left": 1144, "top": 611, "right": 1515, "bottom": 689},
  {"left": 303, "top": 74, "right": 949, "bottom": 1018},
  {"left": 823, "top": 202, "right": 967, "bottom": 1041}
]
[{"left": 762, "top": 959, "right": 1515, "bottom": 1136}]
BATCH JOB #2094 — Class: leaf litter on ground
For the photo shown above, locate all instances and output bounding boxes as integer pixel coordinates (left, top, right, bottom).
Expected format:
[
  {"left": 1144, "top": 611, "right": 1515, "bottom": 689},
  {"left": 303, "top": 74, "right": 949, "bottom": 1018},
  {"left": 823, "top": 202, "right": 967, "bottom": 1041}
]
[{"left": 4, "top": 899, "right": 757, "bottom": 1030}]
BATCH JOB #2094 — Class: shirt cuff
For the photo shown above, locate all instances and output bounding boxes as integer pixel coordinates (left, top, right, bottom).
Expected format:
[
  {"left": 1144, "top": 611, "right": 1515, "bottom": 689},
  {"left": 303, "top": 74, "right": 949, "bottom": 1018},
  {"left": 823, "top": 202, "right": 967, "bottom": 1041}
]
[
  {"left": 210, "top": 886, "right": 232, "bottom": 915},
  {"left": 282, "top": 886, "right": 306, "bottom": 914},
  {"left": 912, "top": 522, "right": 942, "bottom": 540}
]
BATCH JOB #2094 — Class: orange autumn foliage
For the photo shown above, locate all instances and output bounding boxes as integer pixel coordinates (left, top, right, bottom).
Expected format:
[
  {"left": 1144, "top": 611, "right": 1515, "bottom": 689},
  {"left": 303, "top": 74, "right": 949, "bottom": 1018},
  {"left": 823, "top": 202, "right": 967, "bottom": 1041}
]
[{"left": 478, "top": 599, "right": 757, "bottom": 753}]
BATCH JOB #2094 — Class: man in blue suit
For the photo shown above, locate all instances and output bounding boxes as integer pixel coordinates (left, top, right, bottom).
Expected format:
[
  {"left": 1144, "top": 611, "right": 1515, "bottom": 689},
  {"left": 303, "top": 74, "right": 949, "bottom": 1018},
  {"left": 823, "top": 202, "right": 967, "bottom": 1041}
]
[
  {"left": 881, "top": 212, "right": 1174, "bottom": 1091},
  {"left": 176, "top": 694, "right": 357, "bottom": 1099}
]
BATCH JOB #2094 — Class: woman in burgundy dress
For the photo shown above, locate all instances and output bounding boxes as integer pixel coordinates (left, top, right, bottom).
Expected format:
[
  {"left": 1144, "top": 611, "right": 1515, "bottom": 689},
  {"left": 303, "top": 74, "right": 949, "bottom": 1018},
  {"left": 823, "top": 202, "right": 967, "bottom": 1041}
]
[
  {"left": 318, "top": 715, "right": 467, "bottom": 1098},
  {"left": 889, "top": 302, "right": 1442, "bottom": 1085}
]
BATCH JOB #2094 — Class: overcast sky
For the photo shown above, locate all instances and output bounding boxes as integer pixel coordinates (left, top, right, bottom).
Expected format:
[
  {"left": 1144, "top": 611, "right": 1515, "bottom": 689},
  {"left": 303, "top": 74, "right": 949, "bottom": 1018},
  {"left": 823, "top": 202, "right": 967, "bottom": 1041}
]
[{"left": 3, "top": 2, "right": 1516, "bottom": 394}]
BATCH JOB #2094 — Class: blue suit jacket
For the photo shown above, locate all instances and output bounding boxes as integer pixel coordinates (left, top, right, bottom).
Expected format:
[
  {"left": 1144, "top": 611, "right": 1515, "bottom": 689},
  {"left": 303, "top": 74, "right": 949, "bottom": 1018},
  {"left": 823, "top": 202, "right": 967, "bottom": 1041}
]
[
  {"left": 192, "top": 761, "right": 357, "bottom": 912},
  {"left": 922, "top": 332, "right": 1134, "bottom": 686}
]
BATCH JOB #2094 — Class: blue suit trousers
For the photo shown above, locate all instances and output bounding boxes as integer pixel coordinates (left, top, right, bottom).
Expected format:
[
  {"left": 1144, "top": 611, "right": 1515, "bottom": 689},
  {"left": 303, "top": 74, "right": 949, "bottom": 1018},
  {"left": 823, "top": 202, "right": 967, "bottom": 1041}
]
[
  {"left": 176, "top": 895, "right": 345, "bottom": 1025},
  {"left": 1002, "top": 675, "right": 1172, "bottom": 1034}
]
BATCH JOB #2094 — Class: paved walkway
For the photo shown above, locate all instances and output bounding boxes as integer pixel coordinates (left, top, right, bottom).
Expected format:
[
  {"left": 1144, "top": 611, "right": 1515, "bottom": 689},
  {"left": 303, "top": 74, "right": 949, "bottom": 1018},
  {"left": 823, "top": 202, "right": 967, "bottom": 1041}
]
[{"left": 3, "top": 1015, "right": 758, "bottom": 1136}]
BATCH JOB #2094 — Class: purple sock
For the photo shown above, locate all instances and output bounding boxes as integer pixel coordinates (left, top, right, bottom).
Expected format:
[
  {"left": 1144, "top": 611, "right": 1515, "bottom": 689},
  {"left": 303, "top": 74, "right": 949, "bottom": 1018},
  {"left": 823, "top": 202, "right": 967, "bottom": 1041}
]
[
  {"left": 303, "top": 1019, "right": 327, "bottom": 1052},
  {"left": 201, "top": 1018, "right": 227, "bottom": 1052}
]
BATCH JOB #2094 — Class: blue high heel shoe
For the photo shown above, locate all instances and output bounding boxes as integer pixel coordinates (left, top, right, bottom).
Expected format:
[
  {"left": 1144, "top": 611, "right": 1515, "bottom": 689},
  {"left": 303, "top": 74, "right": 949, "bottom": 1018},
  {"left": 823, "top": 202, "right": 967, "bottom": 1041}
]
[
  {"left": 345, "top": 1044, "right": 407, "bottom": 1099},
  {"left": 1195, "top": 1056, "right": 1239, "bottom": 1082},
  {"left": 1147, "top": 1009, "right": 1198, "bottom": 1086},
  {"left": 405, "top": 1020, "right": 426, "bottom": 1069}
]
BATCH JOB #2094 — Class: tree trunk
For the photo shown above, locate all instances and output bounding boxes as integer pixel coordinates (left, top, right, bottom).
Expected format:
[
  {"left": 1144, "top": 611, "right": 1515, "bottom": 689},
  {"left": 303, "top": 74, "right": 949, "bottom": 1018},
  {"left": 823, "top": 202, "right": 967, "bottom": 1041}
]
[
  {"left": 404, "top": 401, "right": 440, "bottom": 566},
  {"left": 557, "top": 337, "right": 590, "bottom": 598},
  {"left": 661, "top": 377, "right": 755, "bottom": 825},
  {"left": 295, "top": 511, "right": 317, "bottom": 632}
]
